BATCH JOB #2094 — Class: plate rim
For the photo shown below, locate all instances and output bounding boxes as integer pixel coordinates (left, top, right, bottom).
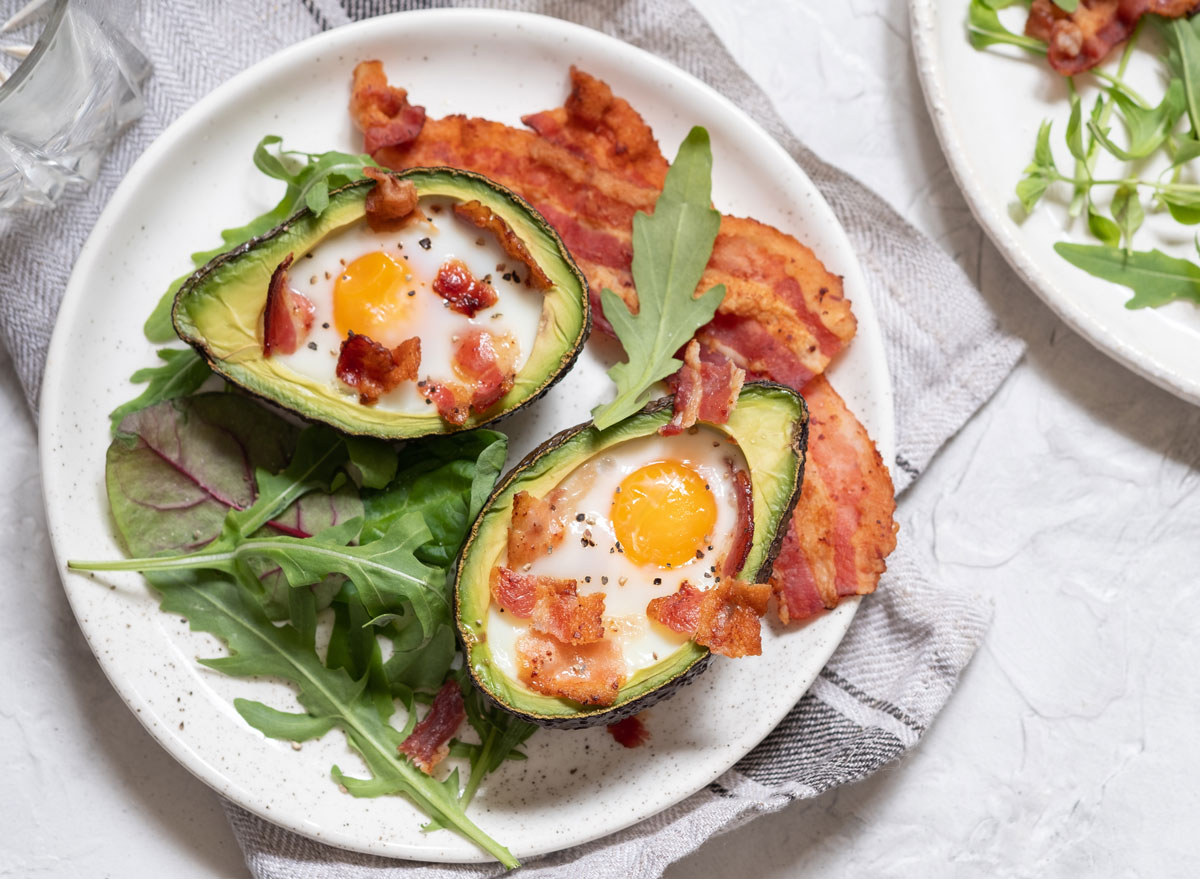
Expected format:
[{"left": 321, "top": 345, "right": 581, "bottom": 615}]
[
  {"left": 39, "top": 6, "right": 892, "bottom": 862},
  {"left": 910, "top": 0, "right": 1200, "bottom": 407}
]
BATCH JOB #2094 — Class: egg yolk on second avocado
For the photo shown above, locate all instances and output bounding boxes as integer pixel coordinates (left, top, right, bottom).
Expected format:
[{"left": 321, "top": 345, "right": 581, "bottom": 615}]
[
  {"left": 611, "top": 460, "right": 717, "bottom": 568},
  {"left": 333, "top": 251, "right": 413, "bottom": 347}
]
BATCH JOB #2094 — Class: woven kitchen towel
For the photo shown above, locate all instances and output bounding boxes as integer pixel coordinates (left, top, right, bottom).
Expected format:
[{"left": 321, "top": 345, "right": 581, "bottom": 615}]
[{"left": 0, "top": 0, "right": 1026, "bottom": 875}]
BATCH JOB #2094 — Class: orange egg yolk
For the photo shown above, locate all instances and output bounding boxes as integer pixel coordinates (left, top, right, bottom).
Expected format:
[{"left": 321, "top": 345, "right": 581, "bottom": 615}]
[
  {"left": 332, "top": 250, "right": 414, "bottom": 347},
  {"left": 611, "top": 461, "right": 717, "bottom": 569}
]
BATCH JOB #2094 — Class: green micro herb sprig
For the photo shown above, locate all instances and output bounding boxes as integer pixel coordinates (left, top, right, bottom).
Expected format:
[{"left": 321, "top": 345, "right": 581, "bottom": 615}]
[
  {"left": 591, "top": 126, "right": 725, "bottom": 429},
  {"left": 970, "top": 0, "right": 1200, "bottom": 308}
]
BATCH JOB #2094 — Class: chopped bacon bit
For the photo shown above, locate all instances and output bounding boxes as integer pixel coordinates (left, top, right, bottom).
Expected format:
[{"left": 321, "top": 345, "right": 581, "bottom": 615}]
[
  {"left": 661, "top": 340, "right": 747, "bottom": 436},
  {"left": 516, "top": 631, "right": 625, "bottom": 706},
  {"left": 723, "top": 468, "right": 754, "bottom": 579},
  {"left": 349, "top": 60, "right": 427, "bottom": 155},
  {"left": 646, "top": 581, "right": 704, "bottom": 635},
  {"left": 336, "top": 331, "right": 420, "bottom": 404},
  {"left": 420, "top": 380, "right": 471, "bottom": 425},
  {"left": 488, "top": 566, "right": 605, "bottom": 644},
  {"left": 262, "top": 254, "right": 315, "bottom": 357},
  {"left": 453, "top": 199, "right": 553, "bottom": 290},
  {"left": 607, "top": 714, "right": 650, "bottom": 748},
  {"left": 508, "top": 489, "right": 565, "bottom": 568},
  {"left": 1026, "top": 0, "right": 1200, "bottom": 75},
  {"left": 490, "top": 566, "right": 537, "bottom": 617},
  {"left": 398, "top": 680, "right": 465, "bottom": 775},
  {"left": 360, "top": 66, "right": 855, "bottom": 382},
  {"left": 432, "top": 257, "right": 499, "bottom": 316},
  {"left": 362, "top": 166, "right": 419, "bottom": 232},
  {"left": 771, "top": 376, "right": 898, "bottom": 623},
  {"left": 452, "top": 328, "right": 517, "bottom": 412},
  {"left": 647, "top": 579, "right": 769, "bottom": 658}
]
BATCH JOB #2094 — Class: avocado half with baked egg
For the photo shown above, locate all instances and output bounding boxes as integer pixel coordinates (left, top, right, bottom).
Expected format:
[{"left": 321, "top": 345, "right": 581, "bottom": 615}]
[
  {"left": 455, "top": 382, "right": 808, "bottom": 729},
  {"left": 172, "top": 168, "right": 590, "bottom": 438}
]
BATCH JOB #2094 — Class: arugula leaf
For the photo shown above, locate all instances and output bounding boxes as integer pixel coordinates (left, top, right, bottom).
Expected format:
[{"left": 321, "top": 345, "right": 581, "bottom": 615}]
[
  {"left": 1087, "top": 203, "right": 1121, "bottom": 247},
  {"left": 968, "top": 0, "right": 1048, "bottom": 53},
  {"left": 591, "top": 127, "right": 725, "bottom": 429},
  {"left": 234, "top": 700, "right": 338, "bottom": 742},
  {"left": 1055, "top": 243, "right": 1200, "bottom": 308},
  {"left": 154, "top": 571, "right": 517, "bottom": 867},
  {"left": 1088, "top": 80, "right": 1186, "bottom": 161},
  {"left": 1110, "top": 184, "right": 1144, "bottom": 248},
  {"left": 1163, "top": 17, "right": 1200, "bottom": 137},
  {"left": 107, "top": 348, "right": 211, "bottom": 435},
  {"left": 456, "top": 667, "right": 536, "bottom": 808}
]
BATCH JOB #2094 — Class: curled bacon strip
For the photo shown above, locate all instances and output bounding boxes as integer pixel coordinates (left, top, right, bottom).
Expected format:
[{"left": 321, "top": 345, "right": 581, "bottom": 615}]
[
  {"left": 350, "top": 60, "right": 427, "bottom": 155},
  {"left": 362, "top": 166, "right": 419, "bottom": 232},
  {"left": 647, "top": 579, "right": 770, "bottom": 658},
  {"left": 507, "top": 489, "right": 566, "bottom": 568},
  {"left": 1026, "top": 0, "right": 1200, "bottom": 75},
  {"left": 723, "top": 468, "right": 754, "bottom": 579},
  {"left": 336, "top": 332, "right": 420, "bottom": 405},
  {"left": 398, "top": 680, "right": 465, "bottom": 775},
  {"left": 262, "top": 254, "right": 315, "bottom": 357},
  {"left": 661, "top": 340, "right": 747, "bottom": 436},
  {"left": 516, "top": 631, "right": 625, "bottom": 706},
  {"left": 453, "top": 200, "right": 553, "bottom": 290},
  {"left": 771, "top": 376, "right": 898, "bottom": 623},
  {"left": 432, "top": 257, "right": 498, "bottom": 316}
]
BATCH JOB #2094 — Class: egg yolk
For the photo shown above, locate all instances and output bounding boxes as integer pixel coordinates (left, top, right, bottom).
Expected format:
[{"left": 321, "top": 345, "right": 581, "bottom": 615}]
[
  {"left": 332, "top": 250, "right": 414, "bottom": 347},
  {"left": 611, "top": 461, "right": 717, "bottom": 569}
]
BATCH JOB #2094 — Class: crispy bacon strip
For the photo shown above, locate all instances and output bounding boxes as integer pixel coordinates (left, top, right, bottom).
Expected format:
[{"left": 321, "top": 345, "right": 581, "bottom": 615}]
[
  {"left": 647, "top": 579, "right": 770, "bottom": 658},
  {"left": 350, "top": 60, "right": 426, "bottom": 155},
  {"left": 1026, "top": 0, "right": 1200, "bottom": 75},
  {"left": 516, "top": 631, "right": 625, "bottom": 706},
  {"left": 723, "top": 469, "right": 755, "bottom": 579},
  {"left": 262, "top": 254, "right": 314, "bottom": 357},
  {"left": 398, "top": 680, "right": 465, "bottom": 775},
  {"left": 363, "top": 66, "right": 856, "bottom": 380},
  {"left": 607, "top": 715, "right": 650, "bottom": 748},
  {"left": 454, "top": 200, "right": 553, "bottom": 290},
  {"left": 336, "top": 332, "right": 420, "bottom": 404},
  {"left": 432, "top": 257, "right": 498, "bottom": 316},
  {"left": 362, "top": 166, "right": 419, "bottom": 232},
  {"left": 771, "top": 376, "right": 898, "bottom": 623},
  {"left": 488, "top": 566, "right": 605, "bottom": 644},
  {"left": 507, "top": 489, "right": 566, "bottom": 568},
  {"left": 661, "top": 340, "right": 746, "bottom": 436}
]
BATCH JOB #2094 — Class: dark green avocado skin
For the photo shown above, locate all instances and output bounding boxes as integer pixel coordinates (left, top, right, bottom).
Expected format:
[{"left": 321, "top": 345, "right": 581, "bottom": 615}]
[{"left": 454, "top": 383, "right": 809, "bottom": 729}]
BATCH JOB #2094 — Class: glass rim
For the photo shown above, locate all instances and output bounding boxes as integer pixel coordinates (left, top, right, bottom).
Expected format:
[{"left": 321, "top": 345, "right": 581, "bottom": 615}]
[{"left": 0, "top": 0, "right": 70, "bottom": 104}]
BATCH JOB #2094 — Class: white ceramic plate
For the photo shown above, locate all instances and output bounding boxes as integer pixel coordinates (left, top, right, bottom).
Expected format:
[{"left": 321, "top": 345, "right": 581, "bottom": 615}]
[
  {"left": 40, "top": 9, "right": 893, "bottom": 863},
  {"left": 912, "top": 0, "right": 1200, "bottom": 406}
]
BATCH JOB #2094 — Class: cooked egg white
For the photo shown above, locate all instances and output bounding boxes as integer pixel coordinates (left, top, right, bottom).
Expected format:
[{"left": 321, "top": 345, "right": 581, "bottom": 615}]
[
  {"left": 274, "top": 196, "right": 546, "bottom": 414},
  {"left": 487, "top": 427, "right": 751, "bottom": 682}
]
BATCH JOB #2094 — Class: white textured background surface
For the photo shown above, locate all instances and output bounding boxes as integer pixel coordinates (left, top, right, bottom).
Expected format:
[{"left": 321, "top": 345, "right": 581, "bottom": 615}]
[{"left": 3, "top": 0, "right": 1198, "bottom": 875}]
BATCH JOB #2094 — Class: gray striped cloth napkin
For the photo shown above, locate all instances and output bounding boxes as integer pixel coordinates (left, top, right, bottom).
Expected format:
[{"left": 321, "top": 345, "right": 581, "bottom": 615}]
[{"left": 0, "top": 0, "right": 1026, "bottom": 875}]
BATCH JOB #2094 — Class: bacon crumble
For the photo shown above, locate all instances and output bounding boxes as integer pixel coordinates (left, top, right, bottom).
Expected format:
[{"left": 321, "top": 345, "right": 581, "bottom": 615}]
[
  {"left": 507, "top": 489, "right": 566, "bottom": 568},
  {"left": 432, "top": 256, "right": 499, "bottom": 316},
  {"left": 516, "top": 631, "right": 625, "bottom": 706},
  {"left": 336, "top": 331, "right": 420, "bottom": 404},
  {"left": 362, "top": 165, "right": 419, "bottom": 232},
  {"left": 1026, "top": 0, "right": 1200, "bottom": 75},
  {"left": 647, "top": 579, "right": 770, "bottom": 658},
  {"left": 397, "top": 680, "right": 465, "bottom": 775},
  {"left": 489, "top": 566, "right": 606, "bottom": 644},
  {"left": 262, "top": 253, "right": 315, "bottom": 357},
  {"left": 661, "top": 340, "right": 747, "bottom": 436},
  {"left": 723, "top": 468, "right": 755, "bottom": 579},
  {"left": 607, "top": 714, "right": 651, "bottom": 748},
  {"left": 350, "top": 60, "right": 427, "bottom": 155}
]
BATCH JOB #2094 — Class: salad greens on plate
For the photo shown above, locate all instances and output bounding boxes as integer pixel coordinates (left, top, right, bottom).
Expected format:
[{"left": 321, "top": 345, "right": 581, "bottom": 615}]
[{"left": 969, "top": 0, "right": 1200, "bottom": 309}]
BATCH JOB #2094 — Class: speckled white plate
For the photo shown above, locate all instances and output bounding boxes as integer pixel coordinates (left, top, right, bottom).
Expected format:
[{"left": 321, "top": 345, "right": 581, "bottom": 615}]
[
  {"left": 911, "top": 0, "right": 1200, "bottom": 406},
  {"left": 39, "top": 9, "right": 893, "bottom": 864}
]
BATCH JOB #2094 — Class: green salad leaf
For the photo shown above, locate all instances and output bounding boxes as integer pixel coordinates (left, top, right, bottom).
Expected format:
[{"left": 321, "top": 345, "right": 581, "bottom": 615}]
[
  {"left": 591, "top": 126, "right": 725, "bottom": 429},
  {"left": 1055, "top": 243, "right": 1200, "bottom": 307},
  {"left": 967, "top": 0, "right": 1048, "bottom": 53}
]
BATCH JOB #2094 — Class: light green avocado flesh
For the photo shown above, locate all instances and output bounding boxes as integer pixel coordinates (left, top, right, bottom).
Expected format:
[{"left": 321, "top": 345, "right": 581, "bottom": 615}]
[
  {"left": 172, "top": 168, "right": 589, "bottom": 439},
  {"left": 455, "top": 382, "right": 809, "bottom": 726}
]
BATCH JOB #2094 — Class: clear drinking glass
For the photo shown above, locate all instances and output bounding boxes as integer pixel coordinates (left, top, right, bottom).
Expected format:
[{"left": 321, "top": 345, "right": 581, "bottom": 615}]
[{"left": 0, "top": 0, "right": 151, "bottom": 211}]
